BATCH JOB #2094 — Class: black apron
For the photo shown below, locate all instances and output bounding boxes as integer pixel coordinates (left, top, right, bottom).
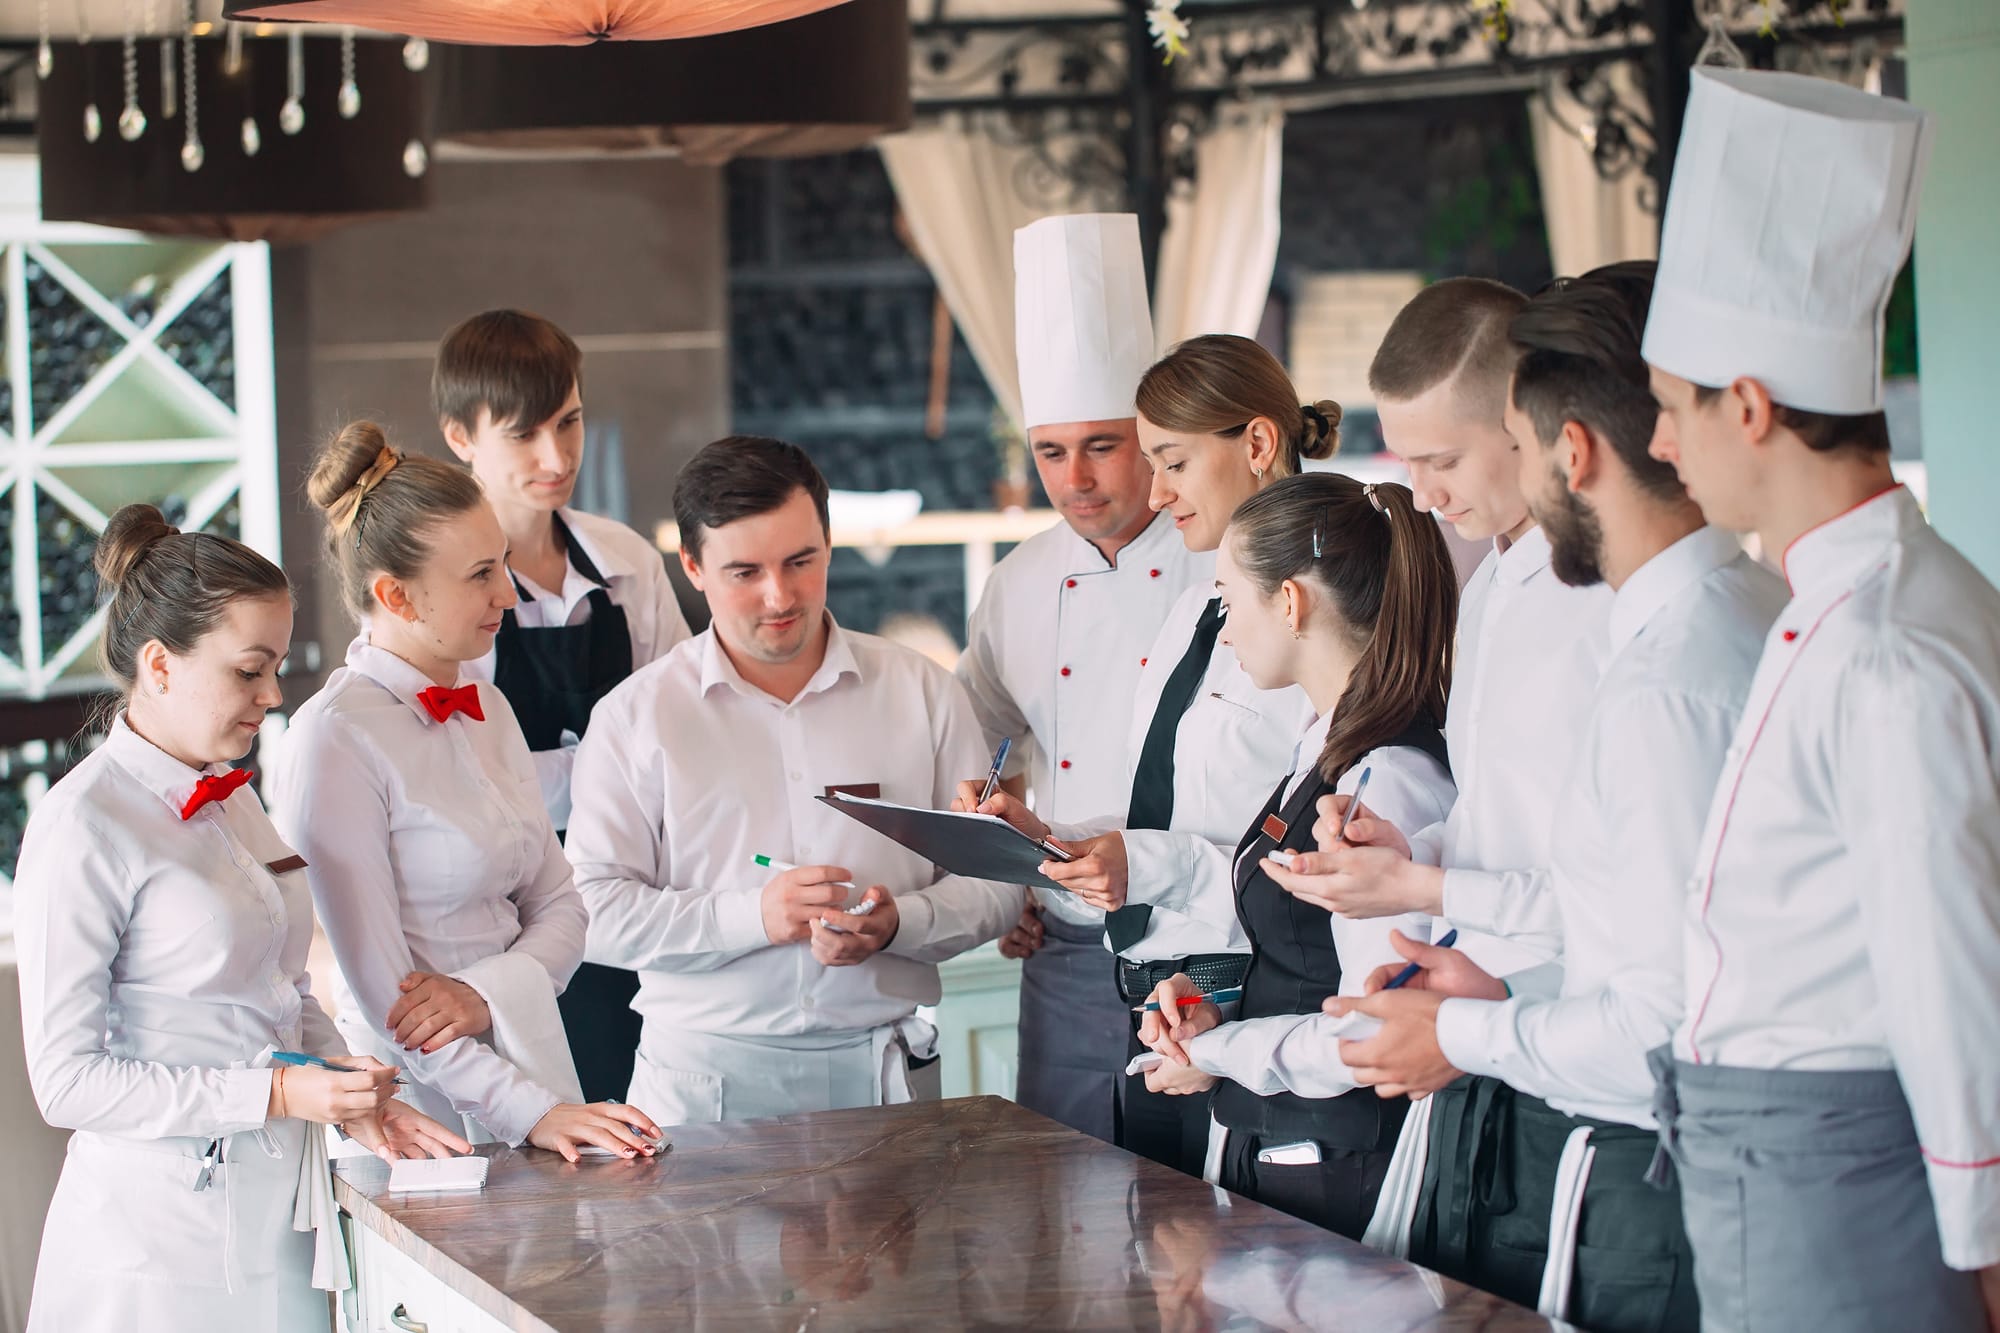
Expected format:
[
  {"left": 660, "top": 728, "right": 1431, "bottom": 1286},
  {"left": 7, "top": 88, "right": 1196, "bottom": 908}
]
[
  {"left": 491, "top": 516, "right": 641, "bottom": 1104},
  {"left": 1210, "top": 720, "right": 1449, "bottom": 1241}
]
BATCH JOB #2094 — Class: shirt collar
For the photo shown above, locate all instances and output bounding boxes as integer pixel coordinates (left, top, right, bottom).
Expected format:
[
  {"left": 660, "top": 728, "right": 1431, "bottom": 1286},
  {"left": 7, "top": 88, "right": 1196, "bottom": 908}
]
[
  {"left": 1608, "top": 526, "right": 1744, "bottom": 657},
  {"left": 102, "top": 712, "right": 234, "bottom": 818},
  {"left": 556, "top": 509, "right": 634, "bottom": 582},
  {"left": 347, "top": 633, "right": 468, "bottom": 725},
  {"left": 1492, "top": 523, "right": 1553, "bottom": 586},
  {"left": 1780, "top": 484, "right": 1919, "bottom": 599},
  {"left": 1058, "top": 507, "right": 1179, "bottom": 575},
  {"left": 696, "top": 612, "right": 862, "bottom": 704},
  {"left": 1291, "top": 709, "right": 1336, "bottom": 778}
]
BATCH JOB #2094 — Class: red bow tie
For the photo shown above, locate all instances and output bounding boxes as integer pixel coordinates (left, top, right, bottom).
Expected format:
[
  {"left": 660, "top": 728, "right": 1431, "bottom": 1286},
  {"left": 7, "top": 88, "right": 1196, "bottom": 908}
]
[
  {"left": 181, "top": 768, "right": 253, "bottom": 820},
  {"left": 417, "top": 684, "right": 485, "bottom": 724}
]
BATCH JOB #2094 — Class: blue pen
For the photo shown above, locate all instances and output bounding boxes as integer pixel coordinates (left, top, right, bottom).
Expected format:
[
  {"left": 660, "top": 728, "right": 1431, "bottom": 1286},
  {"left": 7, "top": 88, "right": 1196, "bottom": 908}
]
[
  {"left": 274, "top": 1050, "right": 408, "bottom": 1086},
  {"left": 1383, "top": 928, "right": 1458, "bottom": 991},
  {"left": 978, "top": 737, "right": 1012, "bottom": 805},
  {"left": 1134, "top": 985, "right": 1244, "bottom": 1014}
]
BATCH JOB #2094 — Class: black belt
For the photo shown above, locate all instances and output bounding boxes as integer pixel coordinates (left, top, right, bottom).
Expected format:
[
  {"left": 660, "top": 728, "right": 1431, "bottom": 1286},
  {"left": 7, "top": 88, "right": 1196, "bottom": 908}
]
[{"left": 1115, "top": 952, "right": 1250, "bottom": 1003}]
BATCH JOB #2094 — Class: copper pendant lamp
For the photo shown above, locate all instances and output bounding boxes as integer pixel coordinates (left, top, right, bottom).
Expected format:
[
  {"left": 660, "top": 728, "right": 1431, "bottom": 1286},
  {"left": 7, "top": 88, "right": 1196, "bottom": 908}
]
[{"left": 220, "top": 0, "right": 856, "bottom": 45}]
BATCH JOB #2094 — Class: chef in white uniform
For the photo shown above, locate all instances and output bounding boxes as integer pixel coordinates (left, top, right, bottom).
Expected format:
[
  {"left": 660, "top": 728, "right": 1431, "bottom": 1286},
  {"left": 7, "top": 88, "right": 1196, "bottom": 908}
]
[
  {"left": 1329, "top": 263, "right": 1786, "bottom": 1330},
  {"left": 1254, "top": 278, "right": 1612, "bottom": 1279},
  {"left": 274, "top": 423, "right": 662, "bottom": 1163},
  {"left": 955, "top": 214, "right": 1204, "bottom": 1142},
  {"left": 567, "top": 435, "right": 1021, "bottom": 1126},
  {"left": 17, "top": 505, "right": 466, "bottom": 1333},
  {"left": 1640, "top": 68, "right": 2000, "bottom": 1331}
]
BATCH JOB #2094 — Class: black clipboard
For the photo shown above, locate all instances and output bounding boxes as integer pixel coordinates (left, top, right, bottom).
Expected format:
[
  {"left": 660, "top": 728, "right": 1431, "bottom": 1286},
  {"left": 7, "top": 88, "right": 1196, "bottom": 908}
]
[{"left": 814, "top": 792, "right": 1077, "bottom": 893}]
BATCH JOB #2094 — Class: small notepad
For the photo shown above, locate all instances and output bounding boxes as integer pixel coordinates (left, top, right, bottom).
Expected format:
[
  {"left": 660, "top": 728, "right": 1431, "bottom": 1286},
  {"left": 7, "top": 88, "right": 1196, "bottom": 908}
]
[{"left": 387, "top": 1155, "right": 489, "bottom": 1193}]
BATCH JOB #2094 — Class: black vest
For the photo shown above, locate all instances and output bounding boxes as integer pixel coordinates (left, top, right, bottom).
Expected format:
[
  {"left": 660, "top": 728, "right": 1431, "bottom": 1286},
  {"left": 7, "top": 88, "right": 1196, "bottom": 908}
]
[{"left": 1208, "top": 717, "right": 1451, "bottom": 1149}]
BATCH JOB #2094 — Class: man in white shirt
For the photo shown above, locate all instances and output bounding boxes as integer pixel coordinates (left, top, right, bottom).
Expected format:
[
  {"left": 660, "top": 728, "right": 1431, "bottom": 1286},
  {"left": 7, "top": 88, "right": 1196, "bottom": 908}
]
[
  {"left": 1261, "top": 277, "right": 1612, "bottom": 1280},
  {"left": 1640, "top": 69, "right": 2000, "bottom": 1330},
  {"left": 566, "top": 436, "right": 1021, "bottom": 1126},
  {"left": 957, "top": 214, "right": 1205, "bottom": 1141},
  {"left": 442, "top": 309, "right": 691, "bottom": 1102},
  {"left": 1328, "top": 262, "right": 1785, "bottom": 1330}
]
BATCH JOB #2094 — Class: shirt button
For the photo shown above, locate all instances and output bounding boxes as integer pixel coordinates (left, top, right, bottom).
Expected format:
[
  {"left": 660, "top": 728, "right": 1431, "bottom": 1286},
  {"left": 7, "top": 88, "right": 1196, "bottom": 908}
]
[
  {"left": 1065, "top": 579, "right": 1077, "bottom": 589},
  {"left": 1060, "top": 667, "right": 1071, "bottom": 677},
  {"left": 1150, "top": 569, "right": 1161, "bottom": 578},
  {"left": 1140, "top": 657, "right": 1148, "bottom": 667},
  {"left": 1060, "top": 760, "right": 1072, "bottom": 770},
  {"left": 1781, "top": 629, "right": 1799, "bottom": 643}
]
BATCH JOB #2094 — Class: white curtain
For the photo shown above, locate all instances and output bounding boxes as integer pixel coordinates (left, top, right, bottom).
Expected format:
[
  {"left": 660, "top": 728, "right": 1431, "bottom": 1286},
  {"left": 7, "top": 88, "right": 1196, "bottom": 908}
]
[
  {"left": 880, "top": 101, "right": 1286, "bottom": 426},
  {"left": 1152, "top": 100, "right": 1285, "bottom": 352},
  {"left": 1528, "top": 63, "right": 1658, "bottom": 278}
]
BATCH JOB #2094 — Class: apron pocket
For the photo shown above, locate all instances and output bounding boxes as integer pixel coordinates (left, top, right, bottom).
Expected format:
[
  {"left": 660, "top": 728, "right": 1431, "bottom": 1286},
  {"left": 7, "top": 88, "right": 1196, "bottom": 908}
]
[
  {"left": 629, "top": 1055, "right": 724, "bottom": 1127},
  {"left": 58, "top": 1135, "right": 232, "bottom": 1288},
  {"left": 1569, "top": 1242, "right": 1682, "bottom": 1333}
]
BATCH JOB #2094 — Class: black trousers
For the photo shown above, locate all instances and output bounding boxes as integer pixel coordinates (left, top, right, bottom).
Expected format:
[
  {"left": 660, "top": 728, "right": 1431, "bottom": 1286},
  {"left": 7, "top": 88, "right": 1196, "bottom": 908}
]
[
  {"left": 556, "top": 961, "right": 643, "bottom": 1104},
  {"left": 1113, "top": 1022, "right": 1211, "bottom": 1178},
  {"left": 1216, "top": 1125, "right": 1399, "bottom": 1243},
  {"left": 1414, "top": 1076, "right": 1700, "bottom": 1333}
]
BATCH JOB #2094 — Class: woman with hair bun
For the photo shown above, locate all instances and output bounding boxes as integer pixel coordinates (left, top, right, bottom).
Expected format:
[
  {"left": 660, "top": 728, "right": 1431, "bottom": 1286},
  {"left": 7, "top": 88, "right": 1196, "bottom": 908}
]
[
  {"left": 15, "top": 505, "right": 468, "bottom": 1332},
  {"left": 272, "top": 422, "right": 662, "bottom": 1161}
]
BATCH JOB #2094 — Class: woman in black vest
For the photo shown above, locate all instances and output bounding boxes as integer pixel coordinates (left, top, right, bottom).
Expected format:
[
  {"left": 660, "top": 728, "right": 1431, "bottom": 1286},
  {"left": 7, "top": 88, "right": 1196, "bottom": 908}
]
[{"left": 1135, "top": 471, "right": 1460, "bottom": 1239}]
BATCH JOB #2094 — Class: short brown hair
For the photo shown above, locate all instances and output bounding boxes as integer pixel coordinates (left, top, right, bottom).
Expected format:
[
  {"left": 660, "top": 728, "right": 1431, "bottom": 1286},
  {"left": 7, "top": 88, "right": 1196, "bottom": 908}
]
[
  {"left": 432, "top": 309, "right": 582, "bottom": 435},
  {"left": 1135, "top": 334, "right": 1340, "bottom": 479},
  {"left": 1689, "top": 383, "right": 1891, "bottom": 456},
  {"left": 306, "top": 421, "right": 487, "bottom": 619},
  {"left": 94, "top": 505, "right": 289, "bottom": 697},
  {"left": 673, "top": 436, "right": 831, "bottom": 565},
  {"left": 1509, "top": 262, "right": 1683, "bottom": 502},
  {"left": 1368, "top": 277, "right": 1527, "bottom": 422}
]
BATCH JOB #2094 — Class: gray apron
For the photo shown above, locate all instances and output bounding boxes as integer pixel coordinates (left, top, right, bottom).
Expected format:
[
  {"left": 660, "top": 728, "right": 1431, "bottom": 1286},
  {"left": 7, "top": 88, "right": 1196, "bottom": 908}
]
[
  {"left": 1649, "top": 1047, "right": 1984, "bottom": 1332},
  {"left": 1015, "top": 913, "right": 1127, "bottom": 1142}
]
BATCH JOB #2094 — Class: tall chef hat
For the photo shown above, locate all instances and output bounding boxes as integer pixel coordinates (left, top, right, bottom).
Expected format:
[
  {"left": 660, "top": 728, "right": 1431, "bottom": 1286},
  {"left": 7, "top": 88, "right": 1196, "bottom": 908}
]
[
  {"left": 1014, "top": 213, "right": 1155, "bottom": 429},
  {"left": 1642, "top": 67, "right": 1933, "bottom": 415}
]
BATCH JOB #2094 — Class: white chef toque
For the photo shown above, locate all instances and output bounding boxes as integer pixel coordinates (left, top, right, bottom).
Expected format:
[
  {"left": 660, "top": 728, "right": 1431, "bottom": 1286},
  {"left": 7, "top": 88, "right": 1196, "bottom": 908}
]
[
  {"left": 1642, "top": 67, "right": 1933, "bottom": 415},
  {"left": 1014, "top": 214, "right": 1156, "bottom": 429}
]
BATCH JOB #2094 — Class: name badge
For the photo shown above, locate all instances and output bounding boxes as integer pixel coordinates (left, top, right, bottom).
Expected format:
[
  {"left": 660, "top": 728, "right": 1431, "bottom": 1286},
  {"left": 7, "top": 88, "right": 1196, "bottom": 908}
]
[
  {"left": 1261, "top": 813, "right": 1288, "bottom": 843},
  {"left": 265, "top": 855, "right": 308, "bottom": 874},
  {"left": 825, "top": 783, "right": 882, "bottom": 800}
]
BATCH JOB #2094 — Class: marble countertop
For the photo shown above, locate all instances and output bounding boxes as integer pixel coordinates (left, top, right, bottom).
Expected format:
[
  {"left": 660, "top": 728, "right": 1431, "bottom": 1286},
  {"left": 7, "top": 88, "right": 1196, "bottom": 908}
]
[{"left": 334, "top": 1095, "right": 1565, "bottom": 1332}]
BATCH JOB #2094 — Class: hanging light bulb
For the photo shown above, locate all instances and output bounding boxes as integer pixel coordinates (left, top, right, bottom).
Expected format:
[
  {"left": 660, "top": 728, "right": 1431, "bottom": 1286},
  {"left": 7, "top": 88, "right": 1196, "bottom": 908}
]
[
  {"left": 402, "top": 36, "right": 429, "bottom": 71},
  {"left": 223, "top": 18, "right": 244, "bottom": 76},
  {"left": 84, "top": 104, "right": 103, "bottom": 142},
  {"left": 402, "top": 138, "right": 428, "bottom": 177},
  {"left": 78, "top": 0, "right": 102, "bottom": 145},
  {"left": 180, "top": 0, "right": 203, "bottom": 171},
  {"left": 37, "top": 0, "right": 53, "bottom": 77},
  {"left": 119, "top": 6, "right": 147, "bottom": 141},
  {"left": 280, "top": 29, "right": 305, "bottom": 133},
  {"left": 338, "top": 28, "right": 361, "bottom": 119}
]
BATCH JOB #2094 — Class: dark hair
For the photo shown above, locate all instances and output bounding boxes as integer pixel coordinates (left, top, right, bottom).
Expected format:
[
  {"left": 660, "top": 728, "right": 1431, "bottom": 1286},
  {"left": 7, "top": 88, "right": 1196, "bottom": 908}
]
[
  {"left": 1368, "top": 277, "right": 1527, "bottom": 423},
  {"left": 1688, "top": 383, "right": 1892, "bottom": 456},
  {"left": 306, "top": 421, "right": 487, "bottom": 618},
  {"left": 673, "top": 435, "right": 832, "bottom": 565},
  {"left": 1226, "top": 473, "right": 1457, "bottom": 782},
  {"left": 94, "top": 504, "right": 290, "bottom": 697},
  {"left": 432, "top": 309, "right": 582, "bottom": 435},
  {"left": 1136, "top": 334, "right": 1340, "bottom": 478},
  {"left": 1509, "top": 262, "right": 1683, "bottom": 502}
]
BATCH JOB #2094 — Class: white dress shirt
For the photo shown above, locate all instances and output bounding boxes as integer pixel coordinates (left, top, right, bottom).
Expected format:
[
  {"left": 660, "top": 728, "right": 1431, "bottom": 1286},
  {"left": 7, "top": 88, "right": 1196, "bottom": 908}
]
[
  {"left": 1414, "top": 524, "right": 1614, "bottom": 975},
  {"left": 566, "top": 619, "right": 1021, "bottom": 1040},
  {"left": 465, "top": 507, "right": 691, "bottom": 829},
  {"left": 272, "top": 637, "right": 587, "bottom": 1145},
  {"left": 1056, "top": 583, "right": 1313, "bottom": 962},
  {"left": 957, "top": 510, "right": 1206, "bottom": 927},
  {"left": 1673, "top": 487, "right": 2000, "bottom": 1270},
  {"left": 1177, "top": 719, "right": 1456, "bottom": 1099},
  {"left": 1435, "top": 529, "right": 1785, "bottom": 1126},
  {"left": 16, "top": 715, "right": 335, "bottom": 1139}
]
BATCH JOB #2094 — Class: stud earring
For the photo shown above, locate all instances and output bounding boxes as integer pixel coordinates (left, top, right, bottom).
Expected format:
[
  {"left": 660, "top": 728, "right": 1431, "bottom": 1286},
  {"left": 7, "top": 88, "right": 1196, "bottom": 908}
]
[
  {"left": 1253, "top": 465, "right": 1265, "bottom": 479},
  {"left": 156, "top": 682, "right": 168, "bottom": 694}
]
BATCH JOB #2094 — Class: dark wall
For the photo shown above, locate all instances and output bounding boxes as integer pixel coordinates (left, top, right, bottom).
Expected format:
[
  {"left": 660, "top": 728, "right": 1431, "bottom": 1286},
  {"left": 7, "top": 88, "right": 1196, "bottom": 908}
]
[{"left": 272, "top": 155, "right": 728, "bottom": 692}]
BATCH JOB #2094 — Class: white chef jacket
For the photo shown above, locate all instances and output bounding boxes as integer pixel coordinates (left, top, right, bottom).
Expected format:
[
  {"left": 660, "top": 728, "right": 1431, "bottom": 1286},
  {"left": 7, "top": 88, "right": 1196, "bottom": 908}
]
[
  {"left": 465, "top": 506, "right": 691, "bottom": 829},
  {"left": 14, "top": 716, "right": 343, "bottom": 1327},
  {"left": 16, "top": 714, "right": 333, "bottom": 1139},
  {"left": 1175, "top": 716, "right": 1455, "bottom": 1099},
  {"left": 1412, "top": 524, "right": 1613, "bottom": 975},
  {"left": 1674, "top": 486, "right": 2000, "bottom": 1270},
  {"left": 1054, "top": 583, "right": 1313, "bottom": 962},
  {"left": 566, "top": 618, "right": 1021, "bottom": 1040},
  {"left": 957, "top": 509, "right": 1205, "bottom": 927},
  {"left": 272, "top": 637, "right": 586, "bottom": 1146},
  {"left": 1435, "top": 528, "right": 1785, "bottom": 1127}
]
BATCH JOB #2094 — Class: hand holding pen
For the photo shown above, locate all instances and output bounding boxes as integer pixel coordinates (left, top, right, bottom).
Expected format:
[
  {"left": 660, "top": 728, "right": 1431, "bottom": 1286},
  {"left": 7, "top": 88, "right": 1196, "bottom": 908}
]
[{"left": 1138, "top": 974, "right": 1231, "bottom": 1066}]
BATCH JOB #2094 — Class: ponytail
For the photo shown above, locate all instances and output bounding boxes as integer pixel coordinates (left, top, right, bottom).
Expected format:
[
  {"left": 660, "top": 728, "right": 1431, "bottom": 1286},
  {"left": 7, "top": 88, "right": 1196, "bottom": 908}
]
[{"left": 1226, "top": 474, "right": 1457, "bottom": 781}]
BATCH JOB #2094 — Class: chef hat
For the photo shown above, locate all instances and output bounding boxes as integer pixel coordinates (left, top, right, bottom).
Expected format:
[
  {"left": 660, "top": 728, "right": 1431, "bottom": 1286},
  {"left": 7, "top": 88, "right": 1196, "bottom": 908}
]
[
  {"left": 1014, "top": 214, "right": 1155, "bottom": 429},
  {"left": 1642, "top": 67, "right": 1933, "bottom": 415}
]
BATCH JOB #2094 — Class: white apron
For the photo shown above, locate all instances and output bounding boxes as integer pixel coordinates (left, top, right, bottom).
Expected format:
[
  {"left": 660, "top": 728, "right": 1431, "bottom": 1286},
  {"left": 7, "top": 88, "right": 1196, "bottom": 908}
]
[
  {"left": 29, "top": 1118, "right": 329, "bottom": 1333},
  {"left": 628, "top": 1019, "right": 940, "bottom": 1127}
]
